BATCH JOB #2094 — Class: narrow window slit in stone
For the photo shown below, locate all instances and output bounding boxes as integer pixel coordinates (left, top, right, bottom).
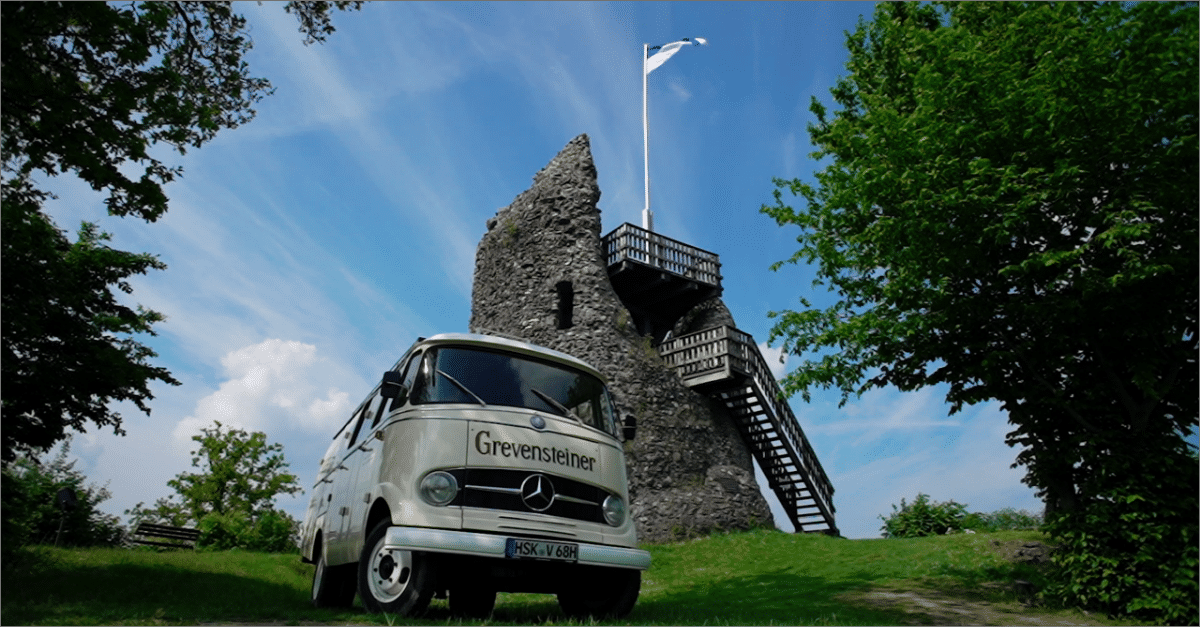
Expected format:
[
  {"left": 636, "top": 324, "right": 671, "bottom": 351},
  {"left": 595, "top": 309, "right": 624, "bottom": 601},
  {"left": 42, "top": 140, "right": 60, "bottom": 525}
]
[{"left": 555, "top": 281, "right": 574, "bottom": 330}]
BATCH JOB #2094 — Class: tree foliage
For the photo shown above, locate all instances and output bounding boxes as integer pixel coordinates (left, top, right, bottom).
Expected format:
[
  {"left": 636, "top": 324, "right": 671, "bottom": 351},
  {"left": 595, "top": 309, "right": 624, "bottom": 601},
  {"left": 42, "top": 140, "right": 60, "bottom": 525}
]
[
  {"left": 127, "top": 422, "right": 302, "bottom": 552},
  {"left": 764, "top": 3, "right": 1197, "bottom": 623},
  {"left": 1, "top": 438, "right": 125, "bottom": 556},
  {"left": 0, "top": 1, "right": 360, "bottom": 462},
  {"left": 2, "top": 186, "right": 178, "bottom": 462}
]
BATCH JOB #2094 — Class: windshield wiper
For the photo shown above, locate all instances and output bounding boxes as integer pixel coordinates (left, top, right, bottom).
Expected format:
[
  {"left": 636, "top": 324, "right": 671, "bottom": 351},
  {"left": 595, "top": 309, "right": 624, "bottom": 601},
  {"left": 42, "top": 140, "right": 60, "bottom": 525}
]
[
  {"left": 530, "top": 388, "right": 576, "bottom": 421},
  {"left": 436, "top": 369, "right": 486, "bottom": 406}
]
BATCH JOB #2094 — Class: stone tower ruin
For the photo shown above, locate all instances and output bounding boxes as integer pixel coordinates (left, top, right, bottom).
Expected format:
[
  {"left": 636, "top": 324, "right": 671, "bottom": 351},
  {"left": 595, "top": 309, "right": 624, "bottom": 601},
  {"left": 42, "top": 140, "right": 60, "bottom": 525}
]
[{"left": 470, "top": 134, "right": 836, "bottom": 540}]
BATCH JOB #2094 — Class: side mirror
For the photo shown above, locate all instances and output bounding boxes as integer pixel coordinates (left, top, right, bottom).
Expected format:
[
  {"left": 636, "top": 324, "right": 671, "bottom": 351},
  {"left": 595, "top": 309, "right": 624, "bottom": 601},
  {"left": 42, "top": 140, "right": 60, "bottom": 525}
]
[
  {"left": 380, "top": 371, "right": 406, "bottom": 399},
  {"left": 622, "top": 415, "right": 637, "bottom": 441}
]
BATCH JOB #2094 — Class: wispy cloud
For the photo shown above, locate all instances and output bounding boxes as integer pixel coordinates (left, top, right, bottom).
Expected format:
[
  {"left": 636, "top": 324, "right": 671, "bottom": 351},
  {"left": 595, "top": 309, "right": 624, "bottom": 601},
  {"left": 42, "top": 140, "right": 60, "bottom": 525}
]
[
  {"left": 669, "top": 80, "right": 693, "bottom": 102},
  {"left": 236, "top": 5, "right": 484, "bottom": 297},
  {"left": 807, "top": 387, "right": 962, "bottom": 445},
  {"left": 780, "top": 131, "right": 799, "bottom": 180},
  {"left": 758, "top": 341, "right": 788, "bottom": 380}
]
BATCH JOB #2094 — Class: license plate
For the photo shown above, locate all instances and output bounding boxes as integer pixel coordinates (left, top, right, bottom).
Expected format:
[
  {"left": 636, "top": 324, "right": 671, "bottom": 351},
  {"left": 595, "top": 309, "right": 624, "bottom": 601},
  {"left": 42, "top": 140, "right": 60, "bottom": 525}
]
[{"left": 505, "top": 538, "right": 579, "bottom": 562}]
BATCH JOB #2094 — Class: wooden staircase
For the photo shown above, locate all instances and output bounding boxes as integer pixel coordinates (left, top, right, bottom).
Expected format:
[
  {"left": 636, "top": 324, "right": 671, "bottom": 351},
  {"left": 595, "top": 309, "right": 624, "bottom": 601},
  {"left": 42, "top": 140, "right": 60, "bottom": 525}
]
[
  {"left": 602, "top": 223, "right": 837, "bottom": 535},
  {"left": 658, "top": 325, "right": 838, "bottom": 534}
]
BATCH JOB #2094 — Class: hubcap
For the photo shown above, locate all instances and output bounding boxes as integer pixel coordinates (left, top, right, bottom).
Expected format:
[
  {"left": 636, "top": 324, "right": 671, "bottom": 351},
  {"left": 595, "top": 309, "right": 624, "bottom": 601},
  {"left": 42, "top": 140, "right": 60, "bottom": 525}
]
[
  {"left": 378, "top": 554, "right": 395, "bottom": 580},
  {"left": 369, "top": 539, "right": 414, "bottom": 603}
]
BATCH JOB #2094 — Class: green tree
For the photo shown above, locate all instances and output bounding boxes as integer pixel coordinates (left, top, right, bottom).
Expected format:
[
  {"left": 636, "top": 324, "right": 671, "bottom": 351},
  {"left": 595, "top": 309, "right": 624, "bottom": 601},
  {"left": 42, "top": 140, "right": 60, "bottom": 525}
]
[
  {"left": 1, "top": 1, "right": 361, "bottom": 463},
  {"left": 127, "top": 422, "right": 303, "bottom": 552},
  {"left": 1, "top": 437, "right": 125, "bottom": 556},
  {"left": 763, "top": 3, "right": 1197, "bottom": 623}
]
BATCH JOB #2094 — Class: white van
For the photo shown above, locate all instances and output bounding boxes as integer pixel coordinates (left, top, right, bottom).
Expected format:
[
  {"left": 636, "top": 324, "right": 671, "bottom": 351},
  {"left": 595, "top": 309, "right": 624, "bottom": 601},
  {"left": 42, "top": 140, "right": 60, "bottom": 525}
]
[{"left": 299, "top": 333, "right": 650, "bottom": 618}]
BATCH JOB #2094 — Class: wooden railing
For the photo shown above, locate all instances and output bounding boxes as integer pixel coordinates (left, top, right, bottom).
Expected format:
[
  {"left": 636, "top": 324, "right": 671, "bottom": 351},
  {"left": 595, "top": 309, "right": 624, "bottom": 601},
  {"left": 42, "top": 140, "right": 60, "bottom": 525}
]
[
  {"left": 602, "top": 223, "right": 722, "bottom": 288},
  {"left": 659, "top": 325, "right": 836, "bottom": 532},
  {"left": 658, "top": 324, "right": 754, "bottom": 384}
]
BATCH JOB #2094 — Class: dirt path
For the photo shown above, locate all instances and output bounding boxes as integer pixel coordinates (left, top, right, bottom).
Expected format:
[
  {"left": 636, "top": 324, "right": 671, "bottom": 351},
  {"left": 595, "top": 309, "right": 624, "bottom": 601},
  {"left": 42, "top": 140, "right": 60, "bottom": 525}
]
[
  {"left": 840, "top": 540, "right": 1111, "bottom": 626},
  {"left": 846, "top": 586, "right": 1107, "bottom": 626}
]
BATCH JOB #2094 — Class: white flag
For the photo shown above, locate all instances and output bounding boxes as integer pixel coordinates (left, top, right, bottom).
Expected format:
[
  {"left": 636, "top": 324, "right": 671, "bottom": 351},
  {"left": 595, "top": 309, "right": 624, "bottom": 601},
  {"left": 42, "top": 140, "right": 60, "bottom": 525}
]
[{"left": 645, "top": 38, "right": 707, "bottom": 75}]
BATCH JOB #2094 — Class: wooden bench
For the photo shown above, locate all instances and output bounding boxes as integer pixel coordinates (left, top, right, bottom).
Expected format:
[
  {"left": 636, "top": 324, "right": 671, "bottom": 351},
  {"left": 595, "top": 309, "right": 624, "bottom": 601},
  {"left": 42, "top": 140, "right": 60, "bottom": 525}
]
[{"left": 129, "top": 522, "right": 201, "bottom": 549}]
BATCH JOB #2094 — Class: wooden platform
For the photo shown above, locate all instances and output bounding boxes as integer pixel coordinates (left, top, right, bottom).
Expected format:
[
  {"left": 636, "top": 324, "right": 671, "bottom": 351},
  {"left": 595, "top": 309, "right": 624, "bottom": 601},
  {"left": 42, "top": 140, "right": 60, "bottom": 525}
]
[{"left": 602, "top": 223, "right": 722, "bottom": 342}]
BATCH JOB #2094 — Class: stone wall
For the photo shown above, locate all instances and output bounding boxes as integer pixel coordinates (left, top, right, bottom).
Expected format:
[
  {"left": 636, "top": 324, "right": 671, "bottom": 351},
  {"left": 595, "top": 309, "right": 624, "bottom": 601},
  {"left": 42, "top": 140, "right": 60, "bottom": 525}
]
[{"left": 469, "top": 134, "right": 773, "bottom": 541}]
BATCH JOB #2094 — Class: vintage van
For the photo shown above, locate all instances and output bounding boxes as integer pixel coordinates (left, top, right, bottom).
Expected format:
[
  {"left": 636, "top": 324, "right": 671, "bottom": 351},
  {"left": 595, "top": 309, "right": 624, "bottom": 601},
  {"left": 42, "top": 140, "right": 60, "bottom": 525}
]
[{"left": 299, "top": 333, "right": 650, "bottom": 618}]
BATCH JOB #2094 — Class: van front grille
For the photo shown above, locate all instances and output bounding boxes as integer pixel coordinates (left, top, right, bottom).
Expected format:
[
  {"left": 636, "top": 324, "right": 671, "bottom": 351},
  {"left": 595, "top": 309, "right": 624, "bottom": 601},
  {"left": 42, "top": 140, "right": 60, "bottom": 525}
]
[{"left": 444, "top": 468, "right": 609, "bottom": 525}]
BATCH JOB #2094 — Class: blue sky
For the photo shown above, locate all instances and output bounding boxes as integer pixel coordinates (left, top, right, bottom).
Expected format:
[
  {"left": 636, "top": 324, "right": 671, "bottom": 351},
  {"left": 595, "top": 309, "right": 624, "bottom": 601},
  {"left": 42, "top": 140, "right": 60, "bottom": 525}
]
[{"left": 40, "top": 1, "right": 1044, "bottom": 540}]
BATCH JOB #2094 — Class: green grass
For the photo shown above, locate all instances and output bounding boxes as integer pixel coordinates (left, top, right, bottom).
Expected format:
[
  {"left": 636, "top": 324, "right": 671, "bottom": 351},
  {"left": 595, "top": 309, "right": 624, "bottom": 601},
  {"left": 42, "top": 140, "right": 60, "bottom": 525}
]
[{"left": 1, "top": 529, "right": 1143, "bottom": 625}]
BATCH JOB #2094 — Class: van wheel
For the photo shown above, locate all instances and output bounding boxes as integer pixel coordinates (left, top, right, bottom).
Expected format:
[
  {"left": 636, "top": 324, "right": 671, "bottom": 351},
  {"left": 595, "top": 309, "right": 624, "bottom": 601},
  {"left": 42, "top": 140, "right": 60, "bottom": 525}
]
[
  {"left": 558, "top": 567, "right": 640, "bottom": 618},
  {"left": 311, "top": 547, "right": 356, "bottom": 608},
  {"left": 449, "top": 586, "right": 496, "bottom": 618},
  {"left": 358, "top": 522, "right": 433, "bottom": 615}
]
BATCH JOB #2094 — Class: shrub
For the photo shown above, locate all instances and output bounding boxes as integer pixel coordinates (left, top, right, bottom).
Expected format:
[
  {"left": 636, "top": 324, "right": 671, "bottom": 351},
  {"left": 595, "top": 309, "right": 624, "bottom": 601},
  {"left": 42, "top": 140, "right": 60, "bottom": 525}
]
[
  {"left": 1042, "top": 440, "right": 1198, "bottom": 626},
  {"left": 0, "top": 439, "right": 124, "bottom": 556},
  {"left": 196, "top": 511, "right": 251, "bottom": 550},
  {"left": 195, "top": 508, "right": 299, "bottom": 552},
  {"left": 879, "top": 493, "right": 967, "bottom": 538},
  {"left": 245, "top": 509, "right": 299, "bottom": 553},
  {"left": 961, "top": 507, "right": 1042, "bottom": 532}
]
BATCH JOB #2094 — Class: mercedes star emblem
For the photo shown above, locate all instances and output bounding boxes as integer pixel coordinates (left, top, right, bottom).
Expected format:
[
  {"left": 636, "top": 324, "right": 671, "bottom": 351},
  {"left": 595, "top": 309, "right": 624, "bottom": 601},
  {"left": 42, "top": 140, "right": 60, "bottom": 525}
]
[{"left": 520, "top": 473, "right": 556, "bottom": 512}]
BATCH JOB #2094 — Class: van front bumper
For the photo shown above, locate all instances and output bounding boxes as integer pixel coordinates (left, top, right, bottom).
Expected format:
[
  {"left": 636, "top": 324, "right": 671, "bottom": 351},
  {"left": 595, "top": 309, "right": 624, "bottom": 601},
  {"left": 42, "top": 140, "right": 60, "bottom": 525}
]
[{"left": 383, "top": 526, "right": 651, "bottom": 570}]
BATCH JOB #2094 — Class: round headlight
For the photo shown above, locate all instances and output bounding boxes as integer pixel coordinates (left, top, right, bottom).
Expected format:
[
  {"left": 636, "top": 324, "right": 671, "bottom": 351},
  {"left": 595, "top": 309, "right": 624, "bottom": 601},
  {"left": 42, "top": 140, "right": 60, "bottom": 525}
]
[
  {"left": 602, "top": 494, "right": 626, "bottom": 527},
  {"left": 419, "top": 471, "right": 458, "bottom": 506}
]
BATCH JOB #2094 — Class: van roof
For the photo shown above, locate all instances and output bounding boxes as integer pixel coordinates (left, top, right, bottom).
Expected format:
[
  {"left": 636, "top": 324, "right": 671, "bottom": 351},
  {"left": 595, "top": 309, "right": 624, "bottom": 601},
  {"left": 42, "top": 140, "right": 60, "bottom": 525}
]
[{"left": 413, "top": 333, "right": 606, "bottom": 381}]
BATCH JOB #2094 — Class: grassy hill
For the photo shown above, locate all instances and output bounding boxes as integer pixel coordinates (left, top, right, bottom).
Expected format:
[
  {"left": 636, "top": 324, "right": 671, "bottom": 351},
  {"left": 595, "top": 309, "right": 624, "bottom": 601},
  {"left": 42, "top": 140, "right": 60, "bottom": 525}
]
[{"left": 1, "top": 528, "right": 1138, "bottom": 625}]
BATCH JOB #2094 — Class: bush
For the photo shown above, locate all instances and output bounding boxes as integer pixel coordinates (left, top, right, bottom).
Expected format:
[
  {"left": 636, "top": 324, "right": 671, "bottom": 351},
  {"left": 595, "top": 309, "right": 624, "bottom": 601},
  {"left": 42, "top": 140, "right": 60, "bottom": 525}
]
[
  {"left": 961, "top": 507, "right": 1042, "bottom": 532},
  {"left": 0, "top": 439, "right": 124, "bottom": 557},
  {"left": 879, "top": 493, "right": 968, "bottom": 538},
  {"left": 196, "top": 511, "right": 250, "bottom": 550},
  {"left": 245, "top": 509, "right": 299, "bottom": 553},
  {"left": 1042, "top": 440, "right": 1198, "bottom": 626},
  {"left": 195, "top": 508, "right": 299, "bottom": 553}
]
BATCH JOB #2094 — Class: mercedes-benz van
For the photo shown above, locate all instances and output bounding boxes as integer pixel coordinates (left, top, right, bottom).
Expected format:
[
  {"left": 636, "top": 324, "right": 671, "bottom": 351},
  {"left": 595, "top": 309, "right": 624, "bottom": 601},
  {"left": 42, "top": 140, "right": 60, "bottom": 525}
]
[{"left": 299, "top": 333, "right": 649, "bottom": 618}]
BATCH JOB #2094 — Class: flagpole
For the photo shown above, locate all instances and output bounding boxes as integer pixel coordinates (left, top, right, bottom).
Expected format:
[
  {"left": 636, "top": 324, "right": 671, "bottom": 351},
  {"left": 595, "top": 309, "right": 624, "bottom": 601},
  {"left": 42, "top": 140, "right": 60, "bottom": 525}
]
[{"left": 642, "top": 43, "right": 653, "bottom": 232}]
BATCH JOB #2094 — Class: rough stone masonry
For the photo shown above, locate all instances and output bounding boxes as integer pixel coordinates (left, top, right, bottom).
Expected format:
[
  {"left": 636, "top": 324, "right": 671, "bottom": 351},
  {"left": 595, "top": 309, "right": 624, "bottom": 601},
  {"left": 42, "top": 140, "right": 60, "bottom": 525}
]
[{"left": 469, "top": 134, "right": 774, "bottom": 541}]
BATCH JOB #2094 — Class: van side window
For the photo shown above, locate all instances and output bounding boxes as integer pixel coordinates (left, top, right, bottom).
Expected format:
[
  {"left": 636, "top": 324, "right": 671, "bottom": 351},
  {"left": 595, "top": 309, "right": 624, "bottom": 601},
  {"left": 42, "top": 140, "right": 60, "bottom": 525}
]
[
  {"left": 369, "top": 391, "right": 388, "bottom": 429},
  {"left": 347, "top": 402, "right": 369, "bottom": 447}
]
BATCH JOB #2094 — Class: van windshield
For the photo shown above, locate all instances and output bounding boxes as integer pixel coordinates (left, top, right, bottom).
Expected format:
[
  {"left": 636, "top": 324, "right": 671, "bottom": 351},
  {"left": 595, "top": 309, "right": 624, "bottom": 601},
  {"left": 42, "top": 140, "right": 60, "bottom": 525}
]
[{"left": 411, "top": 346, "right": 617, "bottom": 437}]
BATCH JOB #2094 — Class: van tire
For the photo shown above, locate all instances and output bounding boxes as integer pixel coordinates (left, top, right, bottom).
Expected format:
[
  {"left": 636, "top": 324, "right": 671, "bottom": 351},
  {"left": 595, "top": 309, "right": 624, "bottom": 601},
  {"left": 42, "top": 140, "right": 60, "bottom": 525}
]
[
  {"left": 557, "top": 567, "right": 640, "bottom": 618},
  {"left": 358, "top": 522, "right": 434, "bottom": 615},
  {"left": 311, "top": 548, "right": 356, "bottom": 608},
  {"left": 449, "top": 586, "right": 496, "bottom": 618}
]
